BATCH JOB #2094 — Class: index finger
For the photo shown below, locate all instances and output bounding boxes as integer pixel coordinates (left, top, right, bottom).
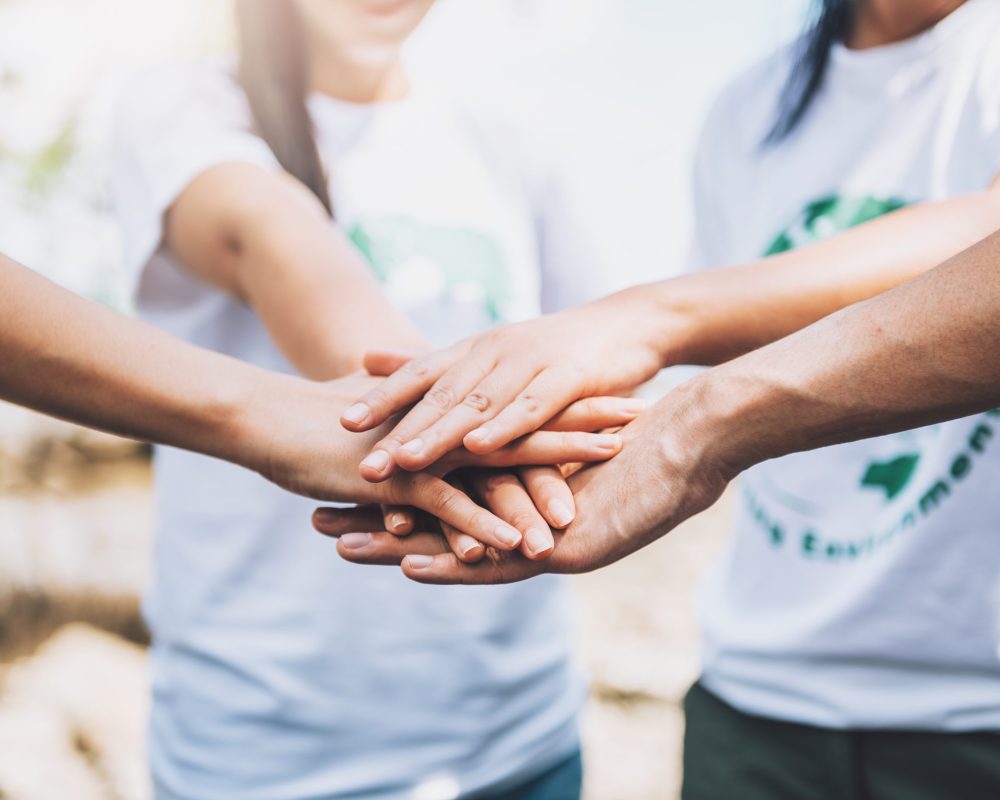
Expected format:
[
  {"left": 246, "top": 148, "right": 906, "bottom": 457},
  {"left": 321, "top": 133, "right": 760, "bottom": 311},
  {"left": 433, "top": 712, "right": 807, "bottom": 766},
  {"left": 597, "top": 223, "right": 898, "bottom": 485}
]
[
  {"left": 341, "top": 345, "right": 465, "bottom": 432},
  {"left": 356, "top": 354, "right": 499, "bottom": 482}
]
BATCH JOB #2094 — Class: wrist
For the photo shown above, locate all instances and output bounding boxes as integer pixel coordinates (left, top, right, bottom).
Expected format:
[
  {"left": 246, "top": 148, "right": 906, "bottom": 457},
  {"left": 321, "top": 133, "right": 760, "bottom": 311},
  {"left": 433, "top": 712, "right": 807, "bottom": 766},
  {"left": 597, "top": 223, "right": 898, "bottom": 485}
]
[
  {"left": 659, "top": 362, "right": 778, "bottom": 483},
  {"left": 584, "top": 284, "right": 685, "bottom": 369},
  {"left": 214, "top": 366, "right": 293, "bottom": 473},
  {"left": 610, "top": 280, "right": 706, "bottom": 368}
]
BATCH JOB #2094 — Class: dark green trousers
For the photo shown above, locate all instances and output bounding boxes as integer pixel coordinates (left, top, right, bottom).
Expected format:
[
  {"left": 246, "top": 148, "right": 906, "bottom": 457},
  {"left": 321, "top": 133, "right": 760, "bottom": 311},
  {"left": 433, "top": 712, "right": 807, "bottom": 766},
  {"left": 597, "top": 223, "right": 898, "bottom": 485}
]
[{"left": 682, "top": 682, "right": 1000, "bottom": 800}]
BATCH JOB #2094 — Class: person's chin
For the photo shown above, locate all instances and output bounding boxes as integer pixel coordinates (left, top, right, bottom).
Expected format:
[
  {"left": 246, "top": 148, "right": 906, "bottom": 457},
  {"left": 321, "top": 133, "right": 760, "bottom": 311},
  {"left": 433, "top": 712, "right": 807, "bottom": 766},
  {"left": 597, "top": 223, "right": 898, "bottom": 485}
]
[{"left": 349, "top": 42, "right": 406, "bottom": 70}]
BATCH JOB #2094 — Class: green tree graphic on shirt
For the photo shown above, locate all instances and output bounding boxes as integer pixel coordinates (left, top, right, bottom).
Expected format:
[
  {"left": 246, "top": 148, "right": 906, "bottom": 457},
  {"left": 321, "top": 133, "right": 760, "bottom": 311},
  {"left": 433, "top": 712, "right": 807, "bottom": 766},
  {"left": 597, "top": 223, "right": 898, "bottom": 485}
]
[
  {"left": 766, "top": 193, "right": 919, "bottom": 503},
  {"left": 765, "top": 194, "right": 908, "bottom": 256},
  {"left": 349, "top": 215, "right": 511, "bottom": 322}
]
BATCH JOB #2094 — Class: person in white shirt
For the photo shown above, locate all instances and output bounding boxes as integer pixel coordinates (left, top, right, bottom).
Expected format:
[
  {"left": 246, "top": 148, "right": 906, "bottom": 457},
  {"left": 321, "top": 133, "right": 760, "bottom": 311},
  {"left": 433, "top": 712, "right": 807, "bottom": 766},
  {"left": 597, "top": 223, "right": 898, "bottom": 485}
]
[
  {"left": 676, "top": 4, "right": 1000, "bottom": 794},
  {"left": 335, "top": 1, "right": 1000, "bottom": 797},
  {"left": 110, "top": 1, "right": 638, "bottom": 798},
  {"left": 0, "top": 252, "right": 617, "bottom": 520}
]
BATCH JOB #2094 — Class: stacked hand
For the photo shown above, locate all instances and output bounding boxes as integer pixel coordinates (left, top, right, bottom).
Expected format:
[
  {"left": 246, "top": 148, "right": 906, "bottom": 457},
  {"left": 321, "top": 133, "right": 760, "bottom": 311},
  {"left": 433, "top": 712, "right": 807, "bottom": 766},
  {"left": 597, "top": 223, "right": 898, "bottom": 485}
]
[
  {"left": 315, "top": 386, "right": 733, "bottom": 582},
  {"left": 338, "top": 289, "right": 666, "bottom": 480},
  {"left": 309, "top": 294, "right": 736, "bottom": 582},
  {"left": 246, "top": 372, "right": 645, "bottom": 559}
]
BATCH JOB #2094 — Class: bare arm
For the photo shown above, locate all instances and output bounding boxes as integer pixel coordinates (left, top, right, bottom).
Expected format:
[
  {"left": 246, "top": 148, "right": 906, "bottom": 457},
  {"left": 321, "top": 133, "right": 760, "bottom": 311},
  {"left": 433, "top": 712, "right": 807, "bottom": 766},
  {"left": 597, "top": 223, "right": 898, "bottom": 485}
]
[
  {"left": 162, "top": 161, "right": 633, "bottom": 547},
  {"left": 1, "top": 253, "right": 633, "bottom": 545},
  {"left": 689, "top": 226, "right": 1000, "bottom": 471},
  {"left": 324, "top": 227, "right": 1000, "bottom": 582},
  {"left": 164, "top": 162, "right": 426, "bottom": 379},
  {"left": 1, "top": 252, "right": 262, "bottom": 464},
  {"left": 651, "top": 176, "right": 1000, "bottom": 366},
  {"left": 342, "top": 178, "right": 1000, "bottom": 476}
]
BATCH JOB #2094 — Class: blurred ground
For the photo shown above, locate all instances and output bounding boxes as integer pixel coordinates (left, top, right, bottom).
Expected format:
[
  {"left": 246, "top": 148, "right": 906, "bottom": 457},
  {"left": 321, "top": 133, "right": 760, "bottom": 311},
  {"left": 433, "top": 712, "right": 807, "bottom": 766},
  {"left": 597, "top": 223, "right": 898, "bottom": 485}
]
[{"left": 0, "top": 402, "right": 731, "bottom": 800}]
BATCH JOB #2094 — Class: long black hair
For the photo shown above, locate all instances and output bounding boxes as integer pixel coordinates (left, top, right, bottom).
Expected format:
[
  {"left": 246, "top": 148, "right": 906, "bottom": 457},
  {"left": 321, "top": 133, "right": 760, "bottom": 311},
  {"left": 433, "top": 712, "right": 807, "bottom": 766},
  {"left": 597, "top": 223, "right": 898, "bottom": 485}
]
[
  {"left": 235, "top": 0, "right": 334, "bottom": 215},
  {"left": 766, "top": 0, "right": 854, "bottom": 144}
]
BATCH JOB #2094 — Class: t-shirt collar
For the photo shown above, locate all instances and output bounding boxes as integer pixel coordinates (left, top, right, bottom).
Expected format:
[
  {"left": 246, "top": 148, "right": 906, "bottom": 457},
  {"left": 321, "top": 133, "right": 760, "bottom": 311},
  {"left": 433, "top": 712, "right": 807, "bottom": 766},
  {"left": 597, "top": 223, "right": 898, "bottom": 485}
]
[{"left": 828, "top": 0, "right": 991, "bottom": 78}]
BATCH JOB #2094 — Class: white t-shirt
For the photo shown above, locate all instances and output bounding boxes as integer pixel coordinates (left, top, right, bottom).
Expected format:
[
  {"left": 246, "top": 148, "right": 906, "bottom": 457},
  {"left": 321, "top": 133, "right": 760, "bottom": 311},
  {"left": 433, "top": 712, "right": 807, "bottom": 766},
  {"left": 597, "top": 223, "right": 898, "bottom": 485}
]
[
  {"left": 690, "top": 0, "right": 1000, "bottom": 731},
  {"left": 111, "top": 63, "right": 589, "bottom": 800}
]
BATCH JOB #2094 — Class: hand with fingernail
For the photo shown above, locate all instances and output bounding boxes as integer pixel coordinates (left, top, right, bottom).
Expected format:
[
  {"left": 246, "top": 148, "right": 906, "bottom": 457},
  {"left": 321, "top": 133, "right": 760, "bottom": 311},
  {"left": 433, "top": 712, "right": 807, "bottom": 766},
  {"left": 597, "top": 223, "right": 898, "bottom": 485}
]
[
  {"left": 316, "top": 393, "right": 731, "bottom": 582},
  {"left": 256, "top": 373, "right": 633, "bottom": 554},
  {"left": 356, "top": 395, "right": 646, "bottom": 562},
  {"left": 339, "top": 291, "right": 666, "bottom": 486}
]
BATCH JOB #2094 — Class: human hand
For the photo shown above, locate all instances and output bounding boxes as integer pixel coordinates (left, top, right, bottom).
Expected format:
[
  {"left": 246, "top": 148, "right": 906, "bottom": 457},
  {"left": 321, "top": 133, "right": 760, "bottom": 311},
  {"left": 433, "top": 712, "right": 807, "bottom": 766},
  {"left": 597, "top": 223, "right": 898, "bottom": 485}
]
[
  {"left": 316, "top": 383, "right": 735, "bottom": 582},
  {"left": 372, "top": 393, "right": 647, "bottom": 556},
  {"left": 374, "top": 468, "right": 569, "bottom": 562},
  {"left": 339, "top": 288, "right": 666, "bottom": 481},
  {"left": 238, "top": 372, "right": 629, "bottom": 551}
]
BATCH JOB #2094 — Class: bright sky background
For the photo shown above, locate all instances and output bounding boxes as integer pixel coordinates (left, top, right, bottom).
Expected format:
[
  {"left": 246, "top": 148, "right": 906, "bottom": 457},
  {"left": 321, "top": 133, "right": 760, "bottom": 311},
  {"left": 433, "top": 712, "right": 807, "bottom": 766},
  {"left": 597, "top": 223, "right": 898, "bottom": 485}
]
[{"left": 0, "top": 0, "right": 810, "bottom": 301}]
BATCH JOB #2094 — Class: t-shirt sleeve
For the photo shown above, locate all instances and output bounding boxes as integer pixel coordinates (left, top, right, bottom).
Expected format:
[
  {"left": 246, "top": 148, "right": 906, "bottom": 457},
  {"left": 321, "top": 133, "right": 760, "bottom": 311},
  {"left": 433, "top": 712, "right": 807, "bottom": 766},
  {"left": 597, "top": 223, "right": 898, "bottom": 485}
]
[{"left": 110, "top": 63, "right": 282, "bottom": 298}]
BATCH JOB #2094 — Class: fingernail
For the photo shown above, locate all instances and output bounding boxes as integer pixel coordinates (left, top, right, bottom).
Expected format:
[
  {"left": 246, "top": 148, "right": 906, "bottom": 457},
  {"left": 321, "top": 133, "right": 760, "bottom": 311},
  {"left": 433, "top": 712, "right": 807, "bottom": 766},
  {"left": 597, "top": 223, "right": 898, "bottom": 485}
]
[
  {"left": 496, "top": 525, "right": 522, "bottom": 549},
  {"left": 400, "top": 438, "right": 425, "bottom": 456},
  {"left": 548, "top": 500, "right": 574, "bottom": 528},
  {"left": 405, "top": 554, "right": 433, "bottom": 569},
  {"left": 340, "top": 532, "right": 372, "bottom": 550},
  {"left": 460, "top": 541, "right": 484, "bottom": 559},
  {"left": 343, "top": 403, "right": 370, "bottom": 425},
  {"left": 525, "top": 527, "right": 554, "bottom": 558},
  {"left": 361, "top": 450, "right": 391, "bottom": 473},
  {"left": 595, "top": 433, "right": 623, "bottom": 450},
  {"left": 389, "top": 513, "right": 409, "bottom": 532}
]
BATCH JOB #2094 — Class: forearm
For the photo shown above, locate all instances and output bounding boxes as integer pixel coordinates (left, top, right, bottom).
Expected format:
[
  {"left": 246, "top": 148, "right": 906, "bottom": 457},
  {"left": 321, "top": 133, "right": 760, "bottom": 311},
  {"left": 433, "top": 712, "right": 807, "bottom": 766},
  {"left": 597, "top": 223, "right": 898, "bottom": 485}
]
[
  {"left": 234, "top": 205, "right": 426, "bottom": 378},
  {"left": 166, "top": 165, "right": 425, "bottom": 381},
  {"left": 676, "top": 228, "right": 1000, "bottom": 476},
  {"left": 632, "top": 185, "right": 1000, "bottom": 367},
  {"left": 0, "top": 254, "right": 290, "bottom": 468}
]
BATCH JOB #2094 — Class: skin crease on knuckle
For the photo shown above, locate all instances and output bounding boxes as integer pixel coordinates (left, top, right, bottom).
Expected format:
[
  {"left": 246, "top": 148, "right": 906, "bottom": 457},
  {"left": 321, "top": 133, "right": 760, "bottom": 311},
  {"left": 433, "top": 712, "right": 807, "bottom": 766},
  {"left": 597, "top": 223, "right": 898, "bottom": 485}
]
[
  {"left": 359, "top": 388, "right": 391, "bottom": 418},
  {"left": 403, "top": 473, "right": 445, "bottom": 510},
  {"left": 462, "top": 392, "right": 491, "bottom": 414},
  {"left": 425, "top": 385, "right": 456, "bottom": 411},
  {"left": 400, "top": 357, "right": 432, "bottom": 382},
  {"left": 373, "top": 431, "right": 408, "bottom": 455},
  {"left": 426, "top": 481, "right": 463, "bottom": 520},
  {"left": 514, "top": 393, "right": 542, "bottom": 420}
]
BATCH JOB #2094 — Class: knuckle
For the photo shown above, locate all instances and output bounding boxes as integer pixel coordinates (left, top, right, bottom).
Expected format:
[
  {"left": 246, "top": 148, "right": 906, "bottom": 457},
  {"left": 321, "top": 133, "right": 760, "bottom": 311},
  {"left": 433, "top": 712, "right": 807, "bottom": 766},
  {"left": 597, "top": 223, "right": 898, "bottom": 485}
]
[
  {"left": 462, "top": 392, "right": 491, "bottom": 414},
  {"left": 517, "top": 393, "right": 542, "bottom": 418},
  {"left": 361, "top": 388, "right": 389, "bottom": 413},
  {"left": 401, "top": 359, "right": 431, "bottom": 380},
  {"left": 478, "top": 330, "right": 504, "bottom": 350},
  {"left": 484, "top": 547, "right": 511, "bottom": 584},
  {"left": 481, "top": 472, "right": 512, "bottom": 495},
  {"left": 527, "top": 468, "right": 561, "bottom": 488},
  {"left": 430, "top": 484, "right": 462, "bottom": 516},
  {"left": 510, "top": 511, "right": 539, "bottom": 530},
  {"left": 376, "top": 432, "right": 406, "bottom": 451},
  {"left": 583, "top": 397, "right": 605, "bottom": 416},
  {"left": 425, "top": 385, "right": 456, "bottom": 410}
]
